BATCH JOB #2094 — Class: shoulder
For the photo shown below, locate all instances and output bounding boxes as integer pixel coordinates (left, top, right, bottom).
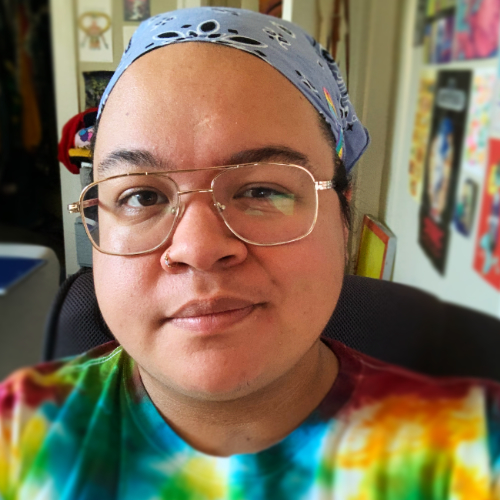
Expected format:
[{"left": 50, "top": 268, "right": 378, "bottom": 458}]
[
  {"left": 325, "top": 337, "right": 500, "bottom": 402},
  {"left": 0, "top": 341, "right": 124, "bottom": 426},
  {"left": 324, "top": 337, "right": 500, "bottom": 441},
  {"left": 0, "top": 342, "right": 127, "bottom": 498},
  {"left": 320, "top": 345, "right": 500, "bottom": 496}
]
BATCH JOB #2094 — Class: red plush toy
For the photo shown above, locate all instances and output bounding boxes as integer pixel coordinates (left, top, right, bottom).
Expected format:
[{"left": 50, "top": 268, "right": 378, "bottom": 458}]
[{"left": 57, "top": 107, "right": 98, "bottom": 174}]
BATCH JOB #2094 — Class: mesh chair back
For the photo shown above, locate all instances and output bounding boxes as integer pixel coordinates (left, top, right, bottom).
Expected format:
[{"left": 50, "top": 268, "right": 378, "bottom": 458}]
[{"left": 44, "top": 268, "right": 113, "bottom": 360}]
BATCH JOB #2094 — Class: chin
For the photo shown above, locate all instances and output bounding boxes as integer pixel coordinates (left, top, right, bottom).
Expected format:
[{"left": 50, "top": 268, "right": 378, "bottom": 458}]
[{"left": 164, "top": 359, "right": 267, "bottom": 402}]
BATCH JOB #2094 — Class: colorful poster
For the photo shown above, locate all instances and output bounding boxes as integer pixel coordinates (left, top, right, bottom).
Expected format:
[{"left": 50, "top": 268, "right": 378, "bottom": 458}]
[
  {"left": 419, "top": 70, "right": 472, "bottom": 274},
  {"left": 124, "top": 0, "right": 150, "bottom": 21},
  {"left": 78, "top": 0, "right": 113, "bottom": 63},
  {"left": 454, "top": 177, "right": 478, "bottom": 236},
  {"left": 463, "top": 67, "right": 496, "bottom": 175},
  {"left": 432, "top": 12, "right": 455, "bottom": 62},
  {"left": 473, "top": 139, "right": 500, "bottom": 289},
  {"left": 409, "top": 69, "right": 437, "bottom": 201},
  {"left": 453, "top": 0, "right": 500, "bottom": 61},
  {"left": 83, "top": 71, "right": 114, "bottom": 109}
]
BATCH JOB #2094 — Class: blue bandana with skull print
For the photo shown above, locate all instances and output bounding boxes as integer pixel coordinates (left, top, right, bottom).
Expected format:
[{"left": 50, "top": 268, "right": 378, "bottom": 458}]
[{"left": 97, "top": 7, "right": 369, "bottom": 172}]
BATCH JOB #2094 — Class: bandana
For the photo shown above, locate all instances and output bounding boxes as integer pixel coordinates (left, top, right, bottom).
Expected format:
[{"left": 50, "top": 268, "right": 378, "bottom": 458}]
[{"left": 98, "top": 7, "right": 369, "bottom": 172}]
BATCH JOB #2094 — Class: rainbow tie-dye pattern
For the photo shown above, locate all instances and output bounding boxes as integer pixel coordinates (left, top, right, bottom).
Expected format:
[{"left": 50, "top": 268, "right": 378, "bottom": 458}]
[{"left": 1, "top": 338, "right": 500, "bottom": 500}]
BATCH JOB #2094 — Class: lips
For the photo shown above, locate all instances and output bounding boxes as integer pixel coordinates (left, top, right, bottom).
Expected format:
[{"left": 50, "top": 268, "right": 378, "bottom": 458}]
[{"left": 166, "top": 297, "right": 259, "bottom": 334}]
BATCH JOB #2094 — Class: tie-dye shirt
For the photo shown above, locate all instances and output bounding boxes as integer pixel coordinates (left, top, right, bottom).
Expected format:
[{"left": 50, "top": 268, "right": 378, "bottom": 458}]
[{"left": 1, "top": 338, "right": 500, "bottom": 500}]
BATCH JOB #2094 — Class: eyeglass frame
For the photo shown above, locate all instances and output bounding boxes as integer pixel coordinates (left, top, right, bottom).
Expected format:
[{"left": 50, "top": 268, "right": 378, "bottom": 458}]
[{"left": 68, "top": 162, "right": 334, "bottom": 256}]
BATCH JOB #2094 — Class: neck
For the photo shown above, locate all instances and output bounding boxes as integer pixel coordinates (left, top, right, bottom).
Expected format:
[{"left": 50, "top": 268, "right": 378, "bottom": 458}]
[{"left": 138, "top": 339, "right": 338, "bottom": 456}]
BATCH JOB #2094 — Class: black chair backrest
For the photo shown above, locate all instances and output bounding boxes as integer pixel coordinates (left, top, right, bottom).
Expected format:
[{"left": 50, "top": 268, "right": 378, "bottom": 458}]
[
  {"left": 44, "top": 268, "right": 500, "bottom": 380},
  {"left": 44, "top": 268, "right": 113, "bottom": 360}
]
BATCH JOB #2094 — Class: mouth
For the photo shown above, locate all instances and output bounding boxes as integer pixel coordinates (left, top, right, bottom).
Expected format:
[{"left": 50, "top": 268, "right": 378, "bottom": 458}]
[{"left": 166, "top": 298, "right": 260, "bottom": 334}]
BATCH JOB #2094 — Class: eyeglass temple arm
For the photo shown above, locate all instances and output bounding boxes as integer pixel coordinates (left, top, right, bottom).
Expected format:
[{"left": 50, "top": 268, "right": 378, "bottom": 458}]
[
  {"left": 315, "top": 181, "right": 334, "bottom": 191},
  {"left": 68, "top": 198, "right": 98, "bottom": 213}
]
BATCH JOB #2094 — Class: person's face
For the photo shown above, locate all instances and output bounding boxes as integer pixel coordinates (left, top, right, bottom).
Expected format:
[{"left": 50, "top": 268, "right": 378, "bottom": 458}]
[{"left": 94, "top": 43, "right": 346, "bottom": 401}]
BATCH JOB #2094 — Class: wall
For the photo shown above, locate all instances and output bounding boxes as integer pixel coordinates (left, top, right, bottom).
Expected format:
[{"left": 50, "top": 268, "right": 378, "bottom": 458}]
[
  {"left": 385, "top": 0, "right": 500, "bottom": 318},
  {"left": 347, "top": 0, "right": 401, "bottom": 266}
]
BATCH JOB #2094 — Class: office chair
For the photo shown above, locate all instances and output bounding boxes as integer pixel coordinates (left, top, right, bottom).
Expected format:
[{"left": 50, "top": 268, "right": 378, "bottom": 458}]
[{"left": 44, "top": 267, "right": 500, "bottom": 381}]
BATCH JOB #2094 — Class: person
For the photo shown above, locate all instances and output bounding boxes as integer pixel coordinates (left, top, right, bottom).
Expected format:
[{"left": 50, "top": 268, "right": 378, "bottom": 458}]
[{"left": 1, "top": 7, "right": 500, "bottom": 500}]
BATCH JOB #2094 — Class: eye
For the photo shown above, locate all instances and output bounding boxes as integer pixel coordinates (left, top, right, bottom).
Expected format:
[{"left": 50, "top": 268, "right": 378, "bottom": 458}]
[
  {"left": 236, "top": 186, "right": 291, "bottom": 200},
  {"left": 118, "top": 188, "right": 169, "bottom": 208}
]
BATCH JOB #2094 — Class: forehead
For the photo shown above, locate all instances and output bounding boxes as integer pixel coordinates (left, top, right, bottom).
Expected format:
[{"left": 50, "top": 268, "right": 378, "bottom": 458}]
[{"left": 95, "top": 43, "right": 331, "bottom": 176}]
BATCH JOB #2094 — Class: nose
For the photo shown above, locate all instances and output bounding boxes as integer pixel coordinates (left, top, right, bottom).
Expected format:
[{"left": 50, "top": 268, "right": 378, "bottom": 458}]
[{"left": 162, "top": 195, "right": 248, "bottom": 272}]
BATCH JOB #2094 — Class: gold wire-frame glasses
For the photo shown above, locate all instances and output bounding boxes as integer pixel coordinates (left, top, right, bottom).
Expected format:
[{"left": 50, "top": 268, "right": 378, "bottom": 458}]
[{"left": 68, "top": 162, "right": 334, "bottom": 256}]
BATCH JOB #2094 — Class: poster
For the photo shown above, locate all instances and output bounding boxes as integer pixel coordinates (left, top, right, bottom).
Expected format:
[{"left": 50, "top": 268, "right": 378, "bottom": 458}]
[
  {"left": 78, "top": 0, "right": 113, "bottom": 63},
  {"left": 423, "top": 9, "right": 455, "bottom": 63},
  {"left": 419, "top": 70, "right": 472, "bottom": 274},
  {"left": 124, "top": 0, "right": 150, "bottom": 21},
  {"left": 409, "top": 69, "right": 437, "bottom": 201},
  {"left": 453, "top": 0, "right": 500, "bottom": 61},
  {"left": 473, "top": 139, "right": 500, "bottom": 289},
  {"left": 462, "top": 67, "right": 496, "bottom": 176},
  {"left": 83, "top": 71, "right": 114, "bottom": 109},
  {"left": 431, "top": 12, "right": 455, "bottom": 63},
  {"left": 453, "top": 177, "right": 478, "bottom": 236}
]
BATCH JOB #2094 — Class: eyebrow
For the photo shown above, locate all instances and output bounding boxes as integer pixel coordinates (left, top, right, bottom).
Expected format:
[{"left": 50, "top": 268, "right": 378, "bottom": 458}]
[
  {"left": 224, "top": 146, "right": 316, "bottom": 174},
  {"left": 97, "top": 149, "right": 166, "bottom": 176},
  {"left": 97, "top": 145, "right": 316, "bottom": 176}
]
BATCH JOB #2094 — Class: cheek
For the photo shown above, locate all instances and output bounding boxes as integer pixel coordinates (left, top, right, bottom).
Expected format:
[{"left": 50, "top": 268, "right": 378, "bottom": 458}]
[
  {"left": 93, "top": 250, "right": 162, "bottom": 335},
  {"left": 261, "top": 196, "right": 345, "bottom": 327}
]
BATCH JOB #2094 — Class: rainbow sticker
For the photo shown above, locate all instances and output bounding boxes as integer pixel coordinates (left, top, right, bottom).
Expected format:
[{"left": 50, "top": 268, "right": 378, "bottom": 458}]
[
  {"left": 336, "top": 127, "right": 344, "bottom": 159},
  {"left": 324, "top": 87, "right": 343, "bottom": 159},
  {"left": 324, "top": 87, "right": 338, "bottom": 117}
]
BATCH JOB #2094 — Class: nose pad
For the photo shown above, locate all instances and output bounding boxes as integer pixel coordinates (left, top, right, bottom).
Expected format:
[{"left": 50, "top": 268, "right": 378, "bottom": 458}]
[
  {"left": 177, "top": 202, "right": 186, "bottom": 219},
  {"left": 215, "top": 202, "right": 226, "bottom": 212}
]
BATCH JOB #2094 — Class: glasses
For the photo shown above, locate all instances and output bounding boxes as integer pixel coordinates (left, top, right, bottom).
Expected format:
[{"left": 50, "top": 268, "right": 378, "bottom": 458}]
[{"left": 68, "top": 162, "right": 334, "bottom": 256}]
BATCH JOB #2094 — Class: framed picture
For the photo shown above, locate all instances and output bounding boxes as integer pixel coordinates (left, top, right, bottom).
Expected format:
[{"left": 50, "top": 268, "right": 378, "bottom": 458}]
[
  {"left": 124, "top": 0, "right": 150, "bottom": 22},
  {"left": 355, "top": 215, "right": 397, "bottom": 281},
  {"left": 78, "top": 0, "right": 113, "bottom": 63},
  {"left": 83, "top": 71, "right": 114, "bottom": 109}
]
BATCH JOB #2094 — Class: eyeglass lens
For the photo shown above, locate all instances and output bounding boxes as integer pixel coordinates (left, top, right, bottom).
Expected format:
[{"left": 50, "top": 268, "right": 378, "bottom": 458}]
[{"left": 81, "top": 163, "right": 318, "bottom": 255}]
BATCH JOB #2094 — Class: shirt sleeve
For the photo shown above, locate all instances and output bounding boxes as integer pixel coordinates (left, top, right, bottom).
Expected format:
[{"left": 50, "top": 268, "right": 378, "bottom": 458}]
[
  {"left": 0, "top": 371, "right": 22, "bottom": 500},
  {"left": 0, "top": 366, "right": 61, "bottom": 500}
]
